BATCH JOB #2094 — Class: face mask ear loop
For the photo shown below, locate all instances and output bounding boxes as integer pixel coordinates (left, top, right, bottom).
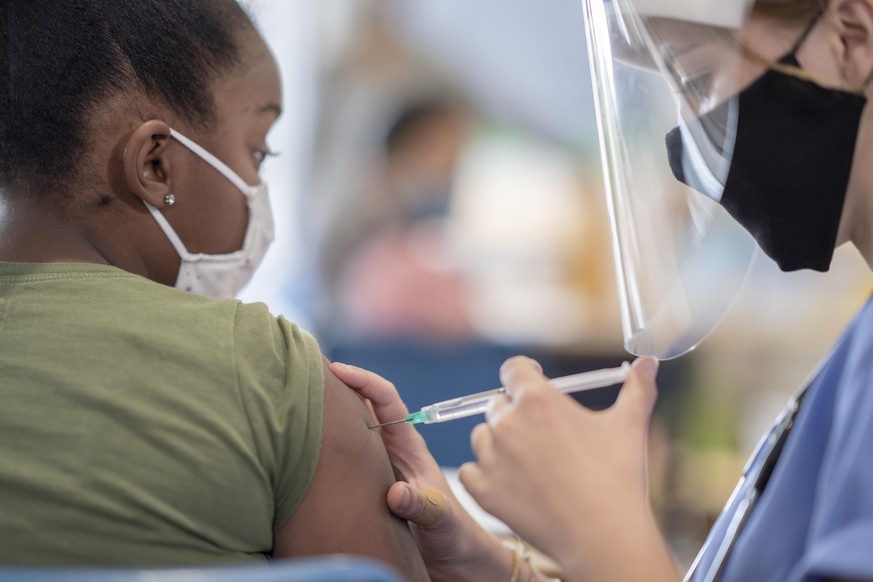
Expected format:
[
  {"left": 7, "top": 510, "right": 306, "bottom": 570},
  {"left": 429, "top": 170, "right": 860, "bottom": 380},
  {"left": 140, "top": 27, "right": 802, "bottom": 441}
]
[
  {"left": 789, "top": 11, "right": 823, "bottom": 57},
  {"left": 739, "top": 12, "right": 852, "bottom": 91},
  {"left": 789, "top": 11, "right": 873, "bottom": 95},
  {"left": 143, "top": 201, "right": 192, "bottom": 259},
  {"left": 860, "top": 64, "right": 873, "bottom": 94},
  {"left": 169, "top": 128, "right": 254, "bottom": 196}
]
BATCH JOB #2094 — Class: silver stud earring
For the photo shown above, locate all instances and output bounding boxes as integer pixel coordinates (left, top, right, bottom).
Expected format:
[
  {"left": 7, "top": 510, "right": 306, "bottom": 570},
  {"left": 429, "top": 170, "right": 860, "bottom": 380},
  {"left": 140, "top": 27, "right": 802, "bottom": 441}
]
[{"left": 164, "top": 193, "right": 176, "bottom": 207}]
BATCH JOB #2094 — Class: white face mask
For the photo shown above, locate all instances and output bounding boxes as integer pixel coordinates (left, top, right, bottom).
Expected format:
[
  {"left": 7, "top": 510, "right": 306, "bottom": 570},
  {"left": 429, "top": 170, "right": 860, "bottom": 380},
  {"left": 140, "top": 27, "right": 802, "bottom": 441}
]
[{"left": 143, "top": 128, "right": 275, "bottom": 299}]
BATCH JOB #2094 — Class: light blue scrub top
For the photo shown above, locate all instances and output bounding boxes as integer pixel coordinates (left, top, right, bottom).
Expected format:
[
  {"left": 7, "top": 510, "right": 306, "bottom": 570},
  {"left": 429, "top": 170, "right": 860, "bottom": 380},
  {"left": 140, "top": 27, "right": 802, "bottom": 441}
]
[{"left": 690, "top": 296, "right": 873, "bottom": 581}]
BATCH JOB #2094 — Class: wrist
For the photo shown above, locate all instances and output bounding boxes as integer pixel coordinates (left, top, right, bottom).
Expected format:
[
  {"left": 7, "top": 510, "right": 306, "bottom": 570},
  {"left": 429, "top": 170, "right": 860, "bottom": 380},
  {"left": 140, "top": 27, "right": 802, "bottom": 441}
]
[
  {"left": 556, "top": 506, "right": 679, "bottom": 582},
  {"left": 425, "top": 526, "right": 513, "bottom": 582}
]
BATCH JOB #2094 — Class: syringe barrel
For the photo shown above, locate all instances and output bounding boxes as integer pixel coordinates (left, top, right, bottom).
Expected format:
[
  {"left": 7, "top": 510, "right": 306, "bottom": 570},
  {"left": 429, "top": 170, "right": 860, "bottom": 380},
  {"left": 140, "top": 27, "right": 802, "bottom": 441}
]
[
  {"left": 550, "top": 363, "right": 629, "bottom": 393},
  {"left": 418, "top": 364, "right": 630, "bottom": 425},
  {"left": 419, "top": 387, "right": 504, "bottom": 424}
]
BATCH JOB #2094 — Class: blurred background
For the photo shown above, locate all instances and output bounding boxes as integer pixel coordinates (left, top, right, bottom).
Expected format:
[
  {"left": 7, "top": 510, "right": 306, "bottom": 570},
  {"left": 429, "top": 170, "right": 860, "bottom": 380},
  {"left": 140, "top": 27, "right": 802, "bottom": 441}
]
[{"left": 240, "top": 0, "right": 872, "bottom": 571}]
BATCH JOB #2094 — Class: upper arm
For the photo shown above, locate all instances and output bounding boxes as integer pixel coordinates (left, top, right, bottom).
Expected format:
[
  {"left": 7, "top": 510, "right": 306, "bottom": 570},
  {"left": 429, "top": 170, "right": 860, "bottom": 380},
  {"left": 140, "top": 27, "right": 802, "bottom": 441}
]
[{"left": 273, "top": 358, "right": 428, "bottom": 581}]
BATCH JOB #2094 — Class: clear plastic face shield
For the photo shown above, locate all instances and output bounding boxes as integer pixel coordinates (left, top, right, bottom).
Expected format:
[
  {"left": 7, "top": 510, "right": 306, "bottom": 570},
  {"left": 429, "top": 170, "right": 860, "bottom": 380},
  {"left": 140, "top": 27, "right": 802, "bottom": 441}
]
[{"left": 582, "top": 0, "right": 758, "bottom": 359}]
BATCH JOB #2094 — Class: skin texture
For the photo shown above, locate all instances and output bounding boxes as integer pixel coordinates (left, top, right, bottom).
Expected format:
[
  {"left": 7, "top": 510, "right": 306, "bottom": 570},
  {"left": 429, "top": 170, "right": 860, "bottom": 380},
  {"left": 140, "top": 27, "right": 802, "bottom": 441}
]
[
  {"left": 339, "top": 2, "right": 873, "bottom": 581},
  {"left": 0, "top": 27, "right": 428, "bottom": 579},
  {"left": 274, "top": 360, "right": 429, "bottom": 581}
]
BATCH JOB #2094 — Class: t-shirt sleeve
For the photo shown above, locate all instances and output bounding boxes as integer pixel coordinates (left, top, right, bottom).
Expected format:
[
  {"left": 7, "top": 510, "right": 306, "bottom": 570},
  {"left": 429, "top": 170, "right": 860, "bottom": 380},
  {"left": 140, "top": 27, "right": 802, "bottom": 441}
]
[
  {"left": 231, "top": 302, "right": 325, "bottom": 533},
  {"left": 792, "top": 335, "right": 873, "bottom": 582}
]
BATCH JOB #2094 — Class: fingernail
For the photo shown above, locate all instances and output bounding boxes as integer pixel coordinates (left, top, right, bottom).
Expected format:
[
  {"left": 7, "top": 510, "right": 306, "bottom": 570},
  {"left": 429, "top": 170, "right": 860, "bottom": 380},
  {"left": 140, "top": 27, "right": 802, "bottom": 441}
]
[
  {"left": 398, "top": 485, "right": 412, "bottom": 511},
  {"left": 633, "top": 357, "right": 659, "bottom": 377},
  {"left": 331, "top": 362, "right": 358, "bottom": 372}
]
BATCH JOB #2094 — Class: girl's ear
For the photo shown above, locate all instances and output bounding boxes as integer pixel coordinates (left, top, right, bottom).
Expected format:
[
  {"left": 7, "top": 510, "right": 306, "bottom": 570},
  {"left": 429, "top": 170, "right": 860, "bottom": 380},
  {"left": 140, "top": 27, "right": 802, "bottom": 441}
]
[{"left": 123, "top": 120, "right": 174, "bottom": 207}]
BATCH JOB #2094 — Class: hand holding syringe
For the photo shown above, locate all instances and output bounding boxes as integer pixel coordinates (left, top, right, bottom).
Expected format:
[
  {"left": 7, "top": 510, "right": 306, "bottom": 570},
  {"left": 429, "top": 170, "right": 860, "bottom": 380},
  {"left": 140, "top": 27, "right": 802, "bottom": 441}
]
[{"left": 369, "top": 362, "right": 630, "bottom": 429}]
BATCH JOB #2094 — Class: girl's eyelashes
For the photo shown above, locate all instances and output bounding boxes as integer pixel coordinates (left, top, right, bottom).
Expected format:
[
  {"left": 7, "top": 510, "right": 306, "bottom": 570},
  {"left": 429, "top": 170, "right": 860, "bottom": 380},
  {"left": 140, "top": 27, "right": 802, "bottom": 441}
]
[{"left": 253, "top": 147, "right": 280, "bottom": 166}]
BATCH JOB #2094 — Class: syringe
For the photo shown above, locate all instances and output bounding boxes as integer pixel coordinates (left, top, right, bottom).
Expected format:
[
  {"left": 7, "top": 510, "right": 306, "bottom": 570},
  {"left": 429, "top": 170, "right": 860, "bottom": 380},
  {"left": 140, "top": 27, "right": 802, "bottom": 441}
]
[{"left": 369, "top": 362, "right": 630, "bottom": 429}]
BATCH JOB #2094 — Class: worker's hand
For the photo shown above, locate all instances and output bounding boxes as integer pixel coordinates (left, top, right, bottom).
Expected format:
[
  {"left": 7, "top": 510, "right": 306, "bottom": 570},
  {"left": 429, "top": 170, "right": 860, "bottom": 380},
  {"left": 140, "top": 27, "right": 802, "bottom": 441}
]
[
  {"left": 330, "top": 363, "right": 512, "bottom": 582},
  {"left": 460, "top": 356, "right": 679, "bottom": 582}
]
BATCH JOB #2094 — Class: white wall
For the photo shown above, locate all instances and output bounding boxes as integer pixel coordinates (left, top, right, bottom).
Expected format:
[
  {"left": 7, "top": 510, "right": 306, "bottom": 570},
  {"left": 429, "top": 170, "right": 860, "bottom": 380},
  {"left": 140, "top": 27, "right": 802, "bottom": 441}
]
[{"left": 238, "top": 0, "right": 318, "bottom": 328}]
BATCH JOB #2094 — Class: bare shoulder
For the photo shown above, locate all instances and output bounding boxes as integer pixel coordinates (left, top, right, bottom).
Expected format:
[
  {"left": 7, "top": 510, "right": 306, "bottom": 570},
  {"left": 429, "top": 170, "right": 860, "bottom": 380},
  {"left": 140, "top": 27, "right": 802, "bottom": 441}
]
[{"left": 273, "top": 357, "right": 428, "bottom": 581}]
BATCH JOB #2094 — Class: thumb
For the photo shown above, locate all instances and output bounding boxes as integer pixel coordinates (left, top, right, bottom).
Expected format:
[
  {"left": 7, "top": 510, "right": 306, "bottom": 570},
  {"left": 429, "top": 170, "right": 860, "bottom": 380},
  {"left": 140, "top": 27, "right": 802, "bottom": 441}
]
[
  {"left": 616, "top": 357, "right": 659, "bottom": 423},
  {"left": 387, "top": 482, "right": 447, "bottom": 528}
]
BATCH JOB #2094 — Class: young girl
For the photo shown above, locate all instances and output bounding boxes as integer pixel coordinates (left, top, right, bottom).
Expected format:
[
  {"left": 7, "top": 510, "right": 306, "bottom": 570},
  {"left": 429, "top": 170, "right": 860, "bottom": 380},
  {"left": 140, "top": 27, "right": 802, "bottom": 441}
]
[{"left": 0, "top": 2, "right": 426, "bottom": 577}]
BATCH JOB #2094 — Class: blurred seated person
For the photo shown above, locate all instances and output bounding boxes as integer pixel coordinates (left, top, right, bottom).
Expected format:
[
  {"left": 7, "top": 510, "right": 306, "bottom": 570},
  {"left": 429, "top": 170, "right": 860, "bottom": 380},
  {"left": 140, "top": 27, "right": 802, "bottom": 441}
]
[{"left": 324, "top": 100, "right": 476, "bottom": 343}]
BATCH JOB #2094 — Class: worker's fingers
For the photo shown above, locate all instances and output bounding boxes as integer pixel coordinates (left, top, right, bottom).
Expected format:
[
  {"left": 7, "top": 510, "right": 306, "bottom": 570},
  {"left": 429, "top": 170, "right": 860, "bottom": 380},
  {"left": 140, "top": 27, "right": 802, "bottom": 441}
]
[
  {"left": 498, "top": 356, "right": 547, "bottom": 399},
  {"left": 485, "top": 393, "right": 511, "bottom": 423},
  {"left": 615, "top": 357, "right": 659, "bottom": 424},
  {"left": 330, "top": 362, "right": 410, "bottom": 423},
  {"left": 386, "top": 482, "right": 447, "bottom": 528},
  {"left": 457, "top": 461, "right": 485, "bottom": 500},
  {"left": 458, "top": 461, "right": 503, "bottom": 516},
  {"left": 469, "top": 422, "right": 494, "bottom": 460}
]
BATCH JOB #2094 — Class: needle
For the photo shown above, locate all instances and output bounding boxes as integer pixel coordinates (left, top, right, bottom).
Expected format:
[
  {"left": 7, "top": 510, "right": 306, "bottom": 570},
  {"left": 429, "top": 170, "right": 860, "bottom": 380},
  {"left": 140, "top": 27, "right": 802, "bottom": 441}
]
[{"left": 369, "top": 418, "right": 409, "bottom": 429}]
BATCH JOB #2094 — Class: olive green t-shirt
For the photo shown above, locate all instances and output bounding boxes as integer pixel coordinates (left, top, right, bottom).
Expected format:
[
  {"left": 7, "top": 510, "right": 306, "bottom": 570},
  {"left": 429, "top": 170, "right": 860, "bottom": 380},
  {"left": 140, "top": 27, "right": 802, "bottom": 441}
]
[{"left": 0, "top": 262, "right": 324, "bottom": 566}]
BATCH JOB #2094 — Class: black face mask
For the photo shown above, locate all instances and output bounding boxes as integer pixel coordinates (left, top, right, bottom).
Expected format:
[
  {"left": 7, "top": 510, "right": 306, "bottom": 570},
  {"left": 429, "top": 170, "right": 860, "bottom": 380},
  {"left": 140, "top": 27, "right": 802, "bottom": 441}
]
[{"left": 665, "top": 52, "right": 867, "bottom": 272}]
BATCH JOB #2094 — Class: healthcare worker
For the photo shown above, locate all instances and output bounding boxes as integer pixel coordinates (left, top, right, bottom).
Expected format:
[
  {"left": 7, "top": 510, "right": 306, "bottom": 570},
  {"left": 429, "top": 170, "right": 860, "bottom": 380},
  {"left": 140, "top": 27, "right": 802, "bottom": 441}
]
[{"left": 333, "top": 0, "right": 873, "bottom": 580}]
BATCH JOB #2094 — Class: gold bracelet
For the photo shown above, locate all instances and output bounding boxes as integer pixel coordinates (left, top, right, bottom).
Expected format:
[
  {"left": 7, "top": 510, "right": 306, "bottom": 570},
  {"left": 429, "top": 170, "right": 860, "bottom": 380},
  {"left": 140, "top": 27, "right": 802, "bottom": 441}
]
[
  {"left": 508, "top": 536, "right": 559, "bottom": 582},
  {"left": 502, "top": 537, "right": 524, "bottom": 582},
  {"left": 518, "top": 538, "right": 534, "bottom": 582}
]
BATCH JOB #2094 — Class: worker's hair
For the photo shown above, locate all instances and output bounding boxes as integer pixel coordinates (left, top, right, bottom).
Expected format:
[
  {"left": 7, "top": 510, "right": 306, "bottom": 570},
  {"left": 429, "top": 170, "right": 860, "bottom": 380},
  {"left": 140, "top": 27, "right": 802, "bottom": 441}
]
[
  {"left": 0, "top": 0, "right": 256, "bottom": 196},
  {"left": 754, "top": 0, "right": 830, "bottom": 22}
]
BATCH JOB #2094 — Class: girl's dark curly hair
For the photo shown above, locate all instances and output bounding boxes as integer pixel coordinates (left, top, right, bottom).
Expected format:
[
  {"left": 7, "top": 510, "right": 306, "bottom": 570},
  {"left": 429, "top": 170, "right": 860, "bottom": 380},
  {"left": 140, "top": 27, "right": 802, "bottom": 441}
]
[{"left": 0, "top": 0, "right": 256, "bottom": 196}]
